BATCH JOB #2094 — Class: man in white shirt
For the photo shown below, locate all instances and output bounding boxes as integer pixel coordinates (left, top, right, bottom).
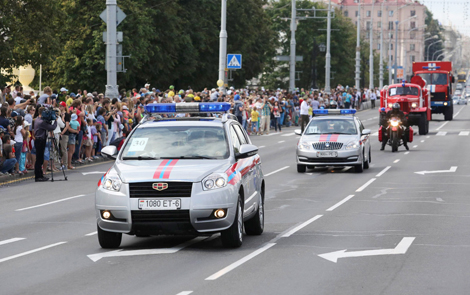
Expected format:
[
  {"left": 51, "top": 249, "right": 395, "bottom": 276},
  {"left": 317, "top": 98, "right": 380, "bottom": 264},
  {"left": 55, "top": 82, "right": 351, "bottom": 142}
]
[
  {"left": 300, "top": 99, "right": 310, "bottom": 134},
  {"left": 370, "top": 91, "right": 377, "bottom": 109}
]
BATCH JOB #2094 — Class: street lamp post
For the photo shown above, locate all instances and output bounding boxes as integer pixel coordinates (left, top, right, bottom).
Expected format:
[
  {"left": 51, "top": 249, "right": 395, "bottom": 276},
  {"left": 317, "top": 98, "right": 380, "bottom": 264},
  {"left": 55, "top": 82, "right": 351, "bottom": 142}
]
[
  {"left": 289, "top": 0, "right": 296, "bottom": 93},
  {"left": 355, "top": 0, "right": 361, "bottom": 90},
  {"left": 394, "top": 15, "right": 416, "bottom": 83},
  {"left": 369, "top": 0, "right": 374, "bottom": 90},
  {"left": 105, "top": 0, "right": 119, "bottom": 99},
  {"left": 218, "top": 0, "right": 228, "bottom": 94},
  {"left": 325, "top": 0, "right": 332, "bottom": 94},
  {"left": 432, "top": 48, "right": 446, "bottom": 61},
  {"left": 426, "top": 39, "right": 443, "bottom": 61},
  {"left": 379, "top": 1, "right": 385, "bottom": 89}
]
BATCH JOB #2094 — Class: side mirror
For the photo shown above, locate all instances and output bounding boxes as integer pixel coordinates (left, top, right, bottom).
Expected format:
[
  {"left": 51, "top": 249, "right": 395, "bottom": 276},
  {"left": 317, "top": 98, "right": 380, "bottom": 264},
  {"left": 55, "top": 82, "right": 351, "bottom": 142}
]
[
  {"left": 362, "top": 129, "right": 371, "bottom": 135},
  {"left": 295, "top": 129, "right": 302, "bottom": 135},
  {"left": 102, "top": 145, "right": 118, "bottom": 159},
  {"left": 236, "top": 144, "right": 258, "bottom": 160}
]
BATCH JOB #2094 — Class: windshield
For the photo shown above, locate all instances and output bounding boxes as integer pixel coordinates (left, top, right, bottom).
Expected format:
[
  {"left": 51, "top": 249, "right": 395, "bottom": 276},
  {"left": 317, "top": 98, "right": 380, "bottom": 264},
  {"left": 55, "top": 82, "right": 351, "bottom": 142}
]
[
  {"left": 305, "top": 119, "right": 357, "bottom": 135},
  {"left": 121, "top": 126, "right": 229, "bottom": 160},
  {"left": 417, "top": 73, "right": 448, "bottom": 85},
  {"left": 389, "top": 87, "right": 419, "bottom": 96}
]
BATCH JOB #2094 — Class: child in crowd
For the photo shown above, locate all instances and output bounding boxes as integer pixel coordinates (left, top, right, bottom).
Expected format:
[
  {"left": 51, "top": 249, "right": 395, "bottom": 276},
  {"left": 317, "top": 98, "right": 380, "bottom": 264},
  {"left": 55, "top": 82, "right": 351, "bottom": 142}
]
[
  {"left": 94, "top": 121, "right": 103, "bottom": 158},
  {"left": 19, "top": 121, "right": 31, "bottom": 174},
  {"left": 67, "top": 114, "right": 80, "bottom": 170},
  {"left": 251, "top": 106, "right": 259, "bottom": 135},
  {"left": 84, "top": 119, "right": 93, "bottom": 162}
]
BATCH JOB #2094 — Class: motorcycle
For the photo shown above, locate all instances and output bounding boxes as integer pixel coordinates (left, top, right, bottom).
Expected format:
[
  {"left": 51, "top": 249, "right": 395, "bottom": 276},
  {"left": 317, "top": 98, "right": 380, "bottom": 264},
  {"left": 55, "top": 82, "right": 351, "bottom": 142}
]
[{"left": 387, "top": 117, "right": 404, "bottom": 152}]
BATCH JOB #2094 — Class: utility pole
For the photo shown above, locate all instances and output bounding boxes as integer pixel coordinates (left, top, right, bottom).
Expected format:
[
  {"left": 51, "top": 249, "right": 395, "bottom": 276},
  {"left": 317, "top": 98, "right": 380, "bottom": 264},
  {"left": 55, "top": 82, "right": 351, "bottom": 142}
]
[
  {"left": 379, "top": 1, "right": 385, "bottom": 89},
  {"left": 218, "top": 0, "right": 227, "bottom": 94},
  {"left": 311, "top": 38, "right": 317, "bottom": 89},
  {"left": 355, "top": 0, "right": 361, "bottom": 90},
  {"left": 394, "top": 20, "right": 398, "bottom": 83},
  {"left": 325, "top": 0, "right": 332, "bottom": 94},
  {"left": 105, "top": 0, "right": 119, "bottom": 99},
  {"left": 290, "top": 0, "right": 296, "bottom": 93},
  {"left": 369, "top": 0, "right": 374, "bottom": 90}
]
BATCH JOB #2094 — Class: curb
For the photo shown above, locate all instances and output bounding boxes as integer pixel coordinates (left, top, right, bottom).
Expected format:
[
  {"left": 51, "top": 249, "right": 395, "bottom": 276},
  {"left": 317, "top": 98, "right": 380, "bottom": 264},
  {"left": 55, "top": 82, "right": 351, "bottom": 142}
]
[{"left": 0, "top": 157, "right": 113, "bottom": 186}]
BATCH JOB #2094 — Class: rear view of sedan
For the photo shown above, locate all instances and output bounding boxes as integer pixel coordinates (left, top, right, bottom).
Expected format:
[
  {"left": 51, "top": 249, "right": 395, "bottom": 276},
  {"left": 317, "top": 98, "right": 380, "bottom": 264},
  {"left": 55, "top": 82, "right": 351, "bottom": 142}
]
[{"left": 296, "top": 109, "right": 371, "bottom": 173}]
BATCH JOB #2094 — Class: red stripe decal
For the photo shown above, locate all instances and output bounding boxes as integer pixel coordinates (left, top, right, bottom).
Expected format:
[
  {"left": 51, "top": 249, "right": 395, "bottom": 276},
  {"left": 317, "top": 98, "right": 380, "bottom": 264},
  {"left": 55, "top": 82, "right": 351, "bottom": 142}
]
[
  {"left": 330, "top": 134, "right": 339, "bottom": 142},
  {"left": 153, "top": 160, "right": 170, "bottom": 179},
  {"left": 162, "top": 160, "right": 179, "bottom": 179},
  {"left": 319, "top": 134, "right": 328, "bottom": 142}
]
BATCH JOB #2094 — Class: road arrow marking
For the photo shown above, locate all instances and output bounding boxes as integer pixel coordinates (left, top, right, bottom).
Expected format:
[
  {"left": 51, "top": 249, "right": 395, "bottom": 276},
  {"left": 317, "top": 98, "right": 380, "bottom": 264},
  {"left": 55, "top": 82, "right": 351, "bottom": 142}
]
[
  {"left": 414, "top": 166, "right": 457, "bottom": 175},
  {"left": 318, "top": 237, "right": 415, "bottom": 263},
  {"left": 87, "top": 236, "right": 211, "bottom": 262},
  {"left": 82, "top": 171, "right": 107, "bottom": 175}
]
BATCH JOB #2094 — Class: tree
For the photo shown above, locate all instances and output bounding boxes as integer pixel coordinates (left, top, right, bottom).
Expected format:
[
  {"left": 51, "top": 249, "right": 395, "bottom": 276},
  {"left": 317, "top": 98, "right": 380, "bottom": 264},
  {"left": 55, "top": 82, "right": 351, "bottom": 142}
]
[{"left": 424, "top": 8, "right": 444, "bottom": 61}]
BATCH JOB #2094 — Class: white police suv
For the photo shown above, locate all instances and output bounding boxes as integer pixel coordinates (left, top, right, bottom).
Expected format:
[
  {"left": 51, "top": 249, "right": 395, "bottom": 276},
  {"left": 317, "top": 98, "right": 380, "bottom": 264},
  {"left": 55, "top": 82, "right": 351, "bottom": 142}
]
[
  {"left": 296, "top": 109, "right": 372, "bottom": 173},
  {"left": 96, "top": 103, "right": 265, "bottom": 248}
]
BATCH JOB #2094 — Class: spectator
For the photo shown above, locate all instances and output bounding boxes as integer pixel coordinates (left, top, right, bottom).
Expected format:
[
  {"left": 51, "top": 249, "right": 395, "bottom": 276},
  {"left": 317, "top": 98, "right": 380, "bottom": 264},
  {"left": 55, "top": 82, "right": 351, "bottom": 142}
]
[
  {"left": 33, "top": 107, "right": 57, "bottom": 182},
  {"left": 67, "top": 113, "right": 80, "bottom": 170},
  {"left": 13, "top": 115, "right": 26, "bottom": 174},
  {"left": 38, "top": 87, "right": 53, "bottom": 105},
  {"left": 1, "top": 134, "right": 17, "bottom": 175},
  {"left": 259, "top": 97, "right": 272, "bottom": 135}
]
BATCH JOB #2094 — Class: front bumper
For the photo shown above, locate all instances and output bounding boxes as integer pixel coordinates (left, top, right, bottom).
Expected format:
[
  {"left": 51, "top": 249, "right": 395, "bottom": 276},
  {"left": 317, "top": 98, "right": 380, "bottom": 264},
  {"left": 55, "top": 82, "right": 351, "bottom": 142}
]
[
  {"left": 296, "top": 148, "right": 361, "bottom": 166},
  {"left": 95, "top": 182, "right": 239, "bottom": 235}
]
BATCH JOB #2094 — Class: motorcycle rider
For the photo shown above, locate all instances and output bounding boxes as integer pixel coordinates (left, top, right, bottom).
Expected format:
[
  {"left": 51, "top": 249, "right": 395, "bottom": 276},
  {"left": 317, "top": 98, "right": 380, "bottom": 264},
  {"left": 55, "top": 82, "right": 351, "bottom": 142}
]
[{"left": 380, "top": 103, "right": 410, "bottom": 151}]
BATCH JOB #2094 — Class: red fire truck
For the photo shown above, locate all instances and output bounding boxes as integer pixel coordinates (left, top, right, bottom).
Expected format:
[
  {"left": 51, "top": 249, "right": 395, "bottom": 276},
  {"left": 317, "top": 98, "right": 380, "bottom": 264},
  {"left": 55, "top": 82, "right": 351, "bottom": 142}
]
[
  {"left": 412, "top": 61, "right": 454, "bottom": 120},
  {"left": 380, "top": 76, "right": 431, "bottom": 135}
]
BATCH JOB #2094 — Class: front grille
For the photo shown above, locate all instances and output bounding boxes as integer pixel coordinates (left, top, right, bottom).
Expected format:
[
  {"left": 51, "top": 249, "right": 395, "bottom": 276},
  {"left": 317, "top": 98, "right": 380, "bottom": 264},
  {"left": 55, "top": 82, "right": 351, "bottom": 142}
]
[
  {"left": 302, "top": 157, "right": 358, "bottom": 163},
  {"left": 431, "top": 92, "right": 447, "bottom": 101},
  {"left": 131, "top": 210, "right": 190, "bottom": 222},
  {"left": 129, "top": 182, "right": 192, "bottom": 198},
  {"left": 312, "top": 142, "right": 344, "bottom": 150}
]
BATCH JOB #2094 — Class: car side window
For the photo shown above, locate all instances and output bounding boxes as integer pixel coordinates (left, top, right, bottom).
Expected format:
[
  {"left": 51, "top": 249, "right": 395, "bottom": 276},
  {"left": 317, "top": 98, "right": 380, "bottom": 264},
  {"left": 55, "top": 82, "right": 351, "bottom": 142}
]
[
  {"left": 357, "top": 119, "right": 364, "bottom": 133},
  {"left": 230, "top": 126, "right": 241, "bottom": 154},
  {"left": 233, "top": 124, "right": 248, "bottom": 145}
]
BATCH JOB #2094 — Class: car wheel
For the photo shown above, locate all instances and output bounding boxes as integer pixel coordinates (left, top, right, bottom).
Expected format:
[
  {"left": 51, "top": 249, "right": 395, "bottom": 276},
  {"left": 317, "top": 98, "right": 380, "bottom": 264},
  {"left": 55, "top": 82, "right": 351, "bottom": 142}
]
[
  {"left": 297, "top": 164, "right": 306, "bottom": 173},
  {"left": 221, "top": 196, "right": 243, "bottom": 248},
  {"left": 355, "top": 156, "right": 364, "bottom": 173},
  {"left": 245, "top": 190, "right": 264, "bottom": 236},
  {"left": 97, "top": 225, "right": 122, "bottom": 249},
  {"left": 368, "top": 148, "right": 372, "bottom": 163},
  {"left": 364, "top": 150, "right": 370, "bottom": 169}
]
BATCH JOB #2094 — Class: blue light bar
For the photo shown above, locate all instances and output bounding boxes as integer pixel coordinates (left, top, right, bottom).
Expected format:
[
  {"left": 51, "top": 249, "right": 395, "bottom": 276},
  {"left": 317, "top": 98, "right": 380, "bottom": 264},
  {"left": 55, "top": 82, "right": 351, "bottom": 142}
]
[
  {"left": 313, "top": 109, "right": 329, "bottom": 115},
  {"left": 199, "top": 103, "right": 231, "bottom": 112},
  {"left": 340, "top": 109, "right": 356, "bottom": 114},
  {"left": 313, "top": 109, "right": 356, "bottom": 115},
  {"left": 145, "top": 103, "right": 176, "bottom": 113}
]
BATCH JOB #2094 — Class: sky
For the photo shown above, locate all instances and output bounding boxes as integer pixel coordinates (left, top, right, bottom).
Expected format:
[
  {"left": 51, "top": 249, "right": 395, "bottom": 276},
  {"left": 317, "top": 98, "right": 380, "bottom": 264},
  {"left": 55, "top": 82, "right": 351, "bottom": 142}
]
[{"left": 420, "top": 0, "right": 470, "bottom": 37}]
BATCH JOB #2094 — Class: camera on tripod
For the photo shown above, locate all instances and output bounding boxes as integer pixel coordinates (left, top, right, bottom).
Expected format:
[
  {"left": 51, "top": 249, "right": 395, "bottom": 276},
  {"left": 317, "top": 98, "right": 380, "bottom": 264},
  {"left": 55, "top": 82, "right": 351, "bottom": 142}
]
[{"left": 42, "top": 107, "right": 57, "bottom": 123}]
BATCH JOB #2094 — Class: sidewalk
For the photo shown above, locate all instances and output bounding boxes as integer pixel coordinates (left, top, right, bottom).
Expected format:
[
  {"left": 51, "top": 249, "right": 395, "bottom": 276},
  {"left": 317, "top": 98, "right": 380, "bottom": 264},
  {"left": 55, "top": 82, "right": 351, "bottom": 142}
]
[{"left": 0, "top": 157, "right": 113, "bottom": 186}]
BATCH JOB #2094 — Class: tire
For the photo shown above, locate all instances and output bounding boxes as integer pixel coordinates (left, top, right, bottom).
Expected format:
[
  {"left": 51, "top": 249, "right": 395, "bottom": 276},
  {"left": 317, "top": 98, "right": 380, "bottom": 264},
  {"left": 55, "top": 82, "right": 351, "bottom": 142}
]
[
  {"left": 444, "top": 105, "right": 453, "bottom": 121},
  {"left": 418, "top": 114, "right": 426, "bottom": 135},
  {"left": 97, "top": 225, "right": 122, "bottom": 249},
  {"left": 221, "top": 196, "right": 243, "bottom": 248},
  {"left": 355, "top": 156, "right": 364, "bottom": 173},
  {"left": 391, "top": 132, "right": 398, "bottom": 152},
  {"left": 245, "top": 190, "right": 264, "bottom": 236},
  {"left": 364, "top": 150, "right": 370, "bottom": 169},
  {"left": 297, "top": 164, "right": 306, "bottom": 173},
  {"left": 425, "top": 118, "right": 429, "bottom": 135},
  {"left": 368, "top": 149, "right": 372, "bottom": 163}
]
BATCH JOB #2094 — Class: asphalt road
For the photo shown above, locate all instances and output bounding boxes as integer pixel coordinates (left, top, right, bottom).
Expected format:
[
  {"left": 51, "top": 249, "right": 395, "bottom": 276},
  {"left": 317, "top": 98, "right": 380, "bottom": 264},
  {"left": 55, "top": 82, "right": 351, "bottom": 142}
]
[{"left": 1, "top": 106, "right": 469, "bottom": 295}]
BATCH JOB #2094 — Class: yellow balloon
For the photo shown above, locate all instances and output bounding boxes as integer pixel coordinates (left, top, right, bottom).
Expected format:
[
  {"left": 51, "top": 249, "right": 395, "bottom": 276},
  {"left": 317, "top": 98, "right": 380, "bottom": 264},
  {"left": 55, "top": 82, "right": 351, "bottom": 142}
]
[{"left": 217, "top": 79, "right": 224, "bottom": 87}]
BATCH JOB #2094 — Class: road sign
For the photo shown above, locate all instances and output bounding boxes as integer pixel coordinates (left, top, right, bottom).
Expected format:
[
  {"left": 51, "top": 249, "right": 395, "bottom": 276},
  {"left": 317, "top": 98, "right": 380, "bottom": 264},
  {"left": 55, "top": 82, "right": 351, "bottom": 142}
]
[
  {"left": 100, "top": 6, "right": 126, "bottom": 26},
  {"left": 227, "top": 54, "right": 242, "bottom": 69}
]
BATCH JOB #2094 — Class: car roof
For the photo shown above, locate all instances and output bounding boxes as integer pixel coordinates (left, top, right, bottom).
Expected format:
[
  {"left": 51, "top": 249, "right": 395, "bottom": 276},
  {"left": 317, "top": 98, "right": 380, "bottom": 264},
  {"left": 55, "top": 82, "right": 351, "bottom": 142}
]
[{"left": 311, "top": 116, "right": 355, "bottom": 121}]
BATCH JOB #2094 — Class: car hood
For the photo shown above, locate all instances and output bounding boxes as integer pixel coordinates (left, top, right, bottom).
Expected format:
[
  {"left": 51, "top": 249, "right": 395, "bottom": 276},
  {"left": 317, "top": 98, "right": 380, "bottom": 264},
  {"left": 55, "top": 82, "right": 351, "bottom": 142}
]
[
  {"left": 115, "top": 159, "right": 232, "bottom": 183},
  {"left": 301, "top": 134, "right": 358, "bottom": 144}
]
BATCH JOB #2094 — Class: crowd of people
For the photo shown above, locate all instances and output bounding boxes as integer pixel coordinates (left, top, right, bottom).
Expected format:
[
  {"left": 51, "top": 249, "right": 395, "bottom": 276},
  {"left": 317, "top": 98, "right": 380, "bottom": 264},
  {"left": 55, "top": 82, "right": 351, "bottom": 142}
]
[{"left": 0, "top": 83, "right": 380, "bottom": 181}]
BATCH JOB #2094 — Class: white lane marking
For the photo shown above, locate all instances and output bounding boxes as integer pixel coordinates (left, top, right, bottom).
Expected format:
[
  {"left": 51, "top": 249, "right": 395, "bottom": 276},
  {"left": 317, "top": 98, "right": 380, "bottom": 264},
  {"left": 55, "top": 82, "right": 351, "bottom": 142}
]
[
  {"left": 341, "top": 167, "right": 351, "bottom": 172},
  {"left": 263, "top": 133, "right": 279, "bottom": 137},
  {"left": 0, "top": 242, "right": 67, "bottom": 264},
  {"left": 415, "top": 166, "right": 458, "bottom": 175},
  {"left": 436, "top": 121, "right": 448, "bottom": 131},
  {"left": 454, "top": 107, "right": 465, "bottom": 119},
  {"left": 0, "top": 238, "right": 25, "bottom": 246},
  {"left": 459, "top": 131, "right": 470, "bottom": 136},
  {"left": 436, "top": 198, "right": 444, "bottom": 202},
  {"left": 82, "top": 171, "right": 107, "bottom": 175},
  {"left": 326, "top": 195, "right": 355, "bottom": 212},
  {"left": 16, "top": 195, "right": 86, "bottom": 211},
  {"left": 393, "top": 159, "right": 400, "bottom": 163},
  {"left": 278, "top": 140, "right": 285, "bottom": 143},
  {"left": 426, "top": 136, "right": 430, "bottom": 138},
  {"left": 205, "top": 243, "right": 276, "bottom": 280},
  {"left": 176, "top": 292, "right": 193, "bottom": 295},
  {"left": 420, "top": 140, "right": 425, "bottom": 143},
  {"left": 244, "top": 192, "right": 257, "bottom": 204},
  {"left": 88, "top": 236, "right": 211, "bottom": 262},
  {"left": 371, "top": 132, "right": 379, "bottom": 136},
  {"left": 356, "top": 178, "right": 376, "bottom": 192},
  {"left": 264, "top": 166, "right": 289, "bottom": 177},
  {"left": 436, "top": 131, "right": 447, "bottom": 136},
  {"left": 281, "top": 132, "right": 296, "bottom": 137},
  {"left": 318, "top": 237, "right": 415, "bottom": 263},
  {"left": 376, "top": 166, "right": 391, "bottom": 177},
  {"left": 281, "top": 215, "right": 323, "bottom": 238},
  {"left": 85, "top": 232, "right": 97, "bottom": 236},
  {"left": 413, "top": 145, "right": 418, "bottom": 148},
  {"left": 258, "top": 146, "right": 266, "bottom": 149},
  {"left": 404, "top": 152, "right": 410, "bottom": 155}
]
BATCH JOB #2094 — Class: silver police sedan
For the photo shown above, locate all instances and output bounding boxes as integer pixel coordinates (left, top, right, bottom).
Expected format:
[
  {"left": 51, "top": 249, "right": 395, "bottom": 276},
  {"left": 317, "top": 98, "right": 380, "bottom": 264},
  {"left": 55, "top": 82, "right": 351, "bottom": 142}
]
[
  {"left": 295, "top": 109, "right": 372, "bottom": 173},
  {"left": 96, "top": 103, "right": 265, "bottom": 248}
]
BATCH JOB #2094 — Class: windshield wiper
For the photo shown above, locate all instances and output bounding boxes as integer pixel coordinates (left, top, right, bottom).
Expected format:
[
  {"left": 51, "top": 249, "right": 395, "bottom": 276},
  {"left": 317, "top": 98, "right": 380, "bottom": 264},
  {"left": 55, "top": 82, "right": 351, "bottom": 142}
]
[
  {"left": 320, "top": 132, "right": 353, "bottom": 135},
  {"left": 122, "top": 156, "right": 159, "bottom": 160},
  {"left": 160, "top": 156, "right": 216, "bottom": 160}
]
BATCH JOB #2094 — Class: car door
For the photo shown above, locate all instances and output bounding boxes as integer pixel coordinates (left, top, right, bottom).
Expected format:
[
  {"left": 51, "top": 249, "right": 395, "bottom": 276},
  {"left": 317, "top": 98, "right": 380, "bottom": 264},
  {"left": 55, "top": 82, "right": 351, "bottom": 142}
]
[{"left": 231, "top": 124, "right": 258, "bottom": 217}]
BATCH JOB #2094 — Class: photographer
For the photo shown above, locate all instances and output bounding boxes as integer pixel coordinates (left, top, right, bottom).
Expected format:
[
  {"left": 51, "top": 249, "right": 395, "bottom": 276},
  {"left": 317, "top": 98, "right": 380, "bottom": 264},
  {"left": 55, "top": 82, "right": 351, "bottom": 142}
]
[{"left": 33, "top": 107, "right": 57, "bottom": 182}]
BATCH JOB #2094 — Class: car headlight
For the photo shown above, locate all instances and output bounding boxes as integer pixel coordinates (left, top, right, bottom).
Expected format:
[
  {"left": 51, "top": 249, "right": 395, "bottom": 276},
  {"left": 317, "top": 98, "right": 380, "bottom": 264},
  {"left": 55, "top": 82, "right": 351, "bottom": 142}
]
[
  {"left": 298, "top": 141, "right": 311, "bottom": 151},
  {"left": 102, "top": 169, "right": 122, "bottom": 192},
  {"left": 345, "top": 141, "right": 360, "bottom": 150},
  {"left": 388, "top": 103, "right": 393, "bottom": 108},
  {"left": 411, "top": 103, "right": 417, "bottom": 108},
  {"left": 202, "top": 173, "right": 228, "bottom": 191}
]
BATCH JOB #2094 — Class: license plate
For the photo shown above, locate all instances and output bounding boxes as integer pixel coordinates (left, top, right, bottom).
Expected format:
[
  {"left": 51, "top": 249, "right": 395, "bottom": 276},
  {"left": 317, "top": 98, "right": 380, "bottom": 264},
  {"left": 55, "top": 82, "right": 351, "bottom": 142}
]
[
  {"left": 317, "top": 151, "right": 338, "bottom": 157},
  {"left": 138, "top": 199, "right": 181, "bottom": 210}
]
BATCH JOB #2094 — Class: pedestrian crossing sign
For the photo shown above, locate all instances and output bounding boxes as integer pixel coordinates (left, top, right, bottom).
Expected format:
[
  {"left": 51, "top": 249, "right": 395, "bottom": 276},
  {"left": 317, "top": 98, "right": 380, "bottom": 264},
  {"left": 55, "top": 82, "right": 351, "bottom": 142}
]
[{"left": 227, "top": 54, "right": 242, "bottom": 69}]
